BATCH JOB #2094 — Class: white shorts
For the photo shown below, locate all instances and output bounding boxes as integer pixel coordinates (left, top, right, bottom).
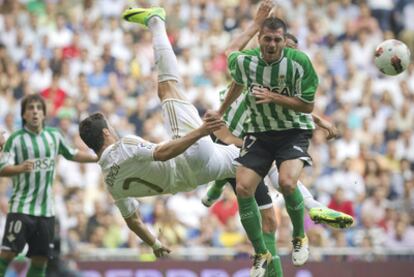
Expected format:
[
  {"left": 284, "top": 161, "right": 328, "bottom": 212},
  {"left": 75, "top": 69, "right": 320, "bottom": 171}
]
[
  {"left": 161, "top": 98, "right": 238, "bottom": 183},
  {"left": 161, "top": 99, "right": 202, "bottom": 139}
]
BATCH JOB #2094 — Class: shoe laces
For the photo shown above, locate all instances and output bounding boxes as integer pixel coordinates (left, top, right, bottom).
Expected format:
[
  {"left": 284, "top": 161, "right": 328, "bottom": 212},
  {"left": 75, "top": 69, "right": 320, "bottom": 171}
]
[
  {"left": 292, "top": 238, "right": 303, "bottom": 252},
  {"left": 252, "top": 253, "right": 266, "bottom": 268}
]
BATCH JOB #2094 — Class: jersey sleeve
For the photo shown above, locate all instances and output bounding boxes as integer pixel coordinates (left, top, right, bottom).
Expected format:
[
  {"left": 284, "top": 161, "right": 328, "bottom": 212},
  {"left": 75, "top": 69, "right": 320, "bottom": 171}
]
[
  {"left": 227, "top": 51, "right": 245, "bottom": 85},
  {"left": 228, "top": 48, "right": 260, "bottom": 86},
  {"left": 295, "top": 52, "right": 319, "bottom": 103},
  {"left": 114, "top": 197, "right": 140, "bottom": 218},
  {"left": 55, "top": 130, "right": 78, "bottom": 160},
  {"left": 121, "top": 136, "right": 156, "bottom": 162},
  {"left": 0, "top": 135, "right": 17, "bottom": 172}
]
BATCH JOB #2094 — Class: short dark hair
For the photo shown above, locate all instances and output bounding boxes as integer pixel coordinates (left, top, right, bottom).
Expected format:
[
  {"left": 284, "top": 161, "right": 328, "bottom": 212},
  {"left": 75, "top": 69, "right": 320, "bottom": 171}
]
[
  {"left": 285, "top": 33, "right": 298, "bottom": 44},
  {"left": 79, "top": 113, "right": 108, "bottom": 153},
  {"left": 21, "top": 94, "right": 47, "bottom": 127},
  {"left": 260, "top": 17, "right": 287, "bottom": 34}
]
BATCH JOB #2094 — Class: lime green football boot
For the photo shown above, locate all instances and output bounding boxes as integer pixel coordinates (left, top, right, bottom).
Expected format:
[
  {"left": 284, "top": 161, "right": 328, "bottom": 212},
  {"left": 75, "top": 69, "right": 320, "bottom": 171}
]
[
  {"left": 309, "top": 207, "right": 354, "bottom": 229},
  {"left": 122, "top": 7, "right": 165, "bottom": 26}
]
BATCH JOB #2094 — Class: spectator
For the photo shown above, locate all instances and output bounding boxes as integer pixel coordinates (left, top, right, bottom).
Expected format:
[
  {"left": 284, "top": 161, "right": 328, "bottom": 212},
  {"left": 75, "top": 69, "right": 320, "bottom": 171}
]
[
  {"left": 328, "top": 187, "right": 355, "bottom": 219},
  {"left": 41, "top": 73, "right": 67, "bottom": 116}
]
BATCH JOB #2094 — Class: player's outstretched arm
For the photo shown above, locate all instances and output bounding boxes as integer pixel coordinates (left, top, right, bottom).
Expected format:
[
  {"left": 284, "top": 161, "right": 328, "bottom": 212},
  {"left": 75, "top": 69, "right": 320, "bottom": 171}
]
[
  {"left": 213, "top": 125, "right": 243, "bottom": 147},
  {"left": 72, "top": 150, "right": 99, "bottom": 163},
  {"left": 224, "top": 0, "right": 273, "bottom": 56},
  {"left": 218, "top": 82, "right": 244, "bottom": 116},
  {"left": 124, "top": 210, "right": 171, "bottom": 258},
  {"left": 311, "top": 114, "right": 337, "bottom": 140},
  {"left": 153, "top": 113, "right": 224, "bottom": 161}
]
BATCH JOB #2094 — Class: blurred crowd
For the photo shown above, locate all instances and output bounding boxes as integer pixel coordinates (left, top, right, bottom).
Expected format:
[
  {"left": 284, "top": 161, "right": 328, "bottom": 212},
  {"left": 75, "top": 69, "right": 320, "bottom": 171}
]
[{"left": 0, "top": 0, "right": 414, "bottom": 262}]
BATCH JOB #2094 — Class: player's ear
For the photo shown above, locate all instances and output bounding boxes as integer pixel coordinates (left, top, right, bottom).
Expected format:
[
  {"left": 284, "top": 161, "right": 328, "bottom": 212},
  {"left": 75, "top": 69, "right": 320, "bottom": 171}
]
[{"left": 102, "top": 128, "right": 111, "bottom": 137}]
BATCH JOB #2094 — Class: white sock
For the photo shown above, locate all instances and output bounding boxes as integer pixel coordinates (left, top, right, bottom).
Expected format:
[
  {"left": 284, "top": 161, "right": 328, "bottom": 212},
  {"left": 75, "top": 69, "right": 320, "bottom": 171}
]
[
  {"left": 297, "top": 181, "right": 324, "bottom": 210},
  {"left": 267, "top": 166, "right": 323, "bottom": 210},
  {"left": 267, "top": 166, "right": 279, "bottom": 189},
  {"left": 147, "top": 17, "right": 180, "bottom": 82}
]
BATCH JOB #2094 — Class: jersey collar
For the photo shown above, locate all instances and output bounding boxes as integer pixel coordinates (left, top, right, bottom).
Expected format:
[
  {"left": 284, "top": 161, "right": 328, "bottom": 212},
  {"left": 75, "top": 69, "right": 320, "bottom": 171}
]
[
  {"left": 98, "top": 143, "right": 114, "bottom": 168},
  {"left": 259, "top": 47, "right": 285, "bottom": 66},
  {"left": 23, "top": 126, "right": 43, "bottom": 136}
]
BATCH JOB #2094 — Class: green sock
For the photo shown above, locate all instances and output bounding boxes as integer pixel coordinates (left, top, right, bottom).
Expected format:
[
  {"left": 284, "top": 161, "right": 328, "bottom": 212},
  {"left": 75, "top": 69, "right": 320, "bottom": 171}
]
[
  {"left": 207, "top": 179, "right": 227, "bottom": 200},
  {"left": 27, "top": 263, "right": 47, "bottom": 277},
  {"left": 237, "top": 196, "right": 267, "bottom": 254},
  {"left": 284, "top": 186, "right": 305, "bottom": 238},
  {"left": 0, "top": 257, "right": 10, "bottom": 276},
  {"left": 263, "top": 232, "right": 283, "bottom": 277}
]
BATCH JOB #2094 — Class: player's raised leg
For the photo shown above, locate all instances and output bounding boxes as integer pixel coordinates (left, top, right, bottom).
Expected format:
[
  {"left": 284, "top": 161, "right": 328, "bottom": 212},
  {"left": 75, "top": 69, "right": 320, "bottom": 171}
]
[
  {"left": 202, "top": 179, "right": 228, "bottom": 207},
  {"left": 122, "top": 7, "right": 186, "bottom": 102},
  {"left": 123, "top": 7, "right": 204, "bottom": 140},
  {"left": 267, "top": 167, "right": 354, "bottom": 229}
]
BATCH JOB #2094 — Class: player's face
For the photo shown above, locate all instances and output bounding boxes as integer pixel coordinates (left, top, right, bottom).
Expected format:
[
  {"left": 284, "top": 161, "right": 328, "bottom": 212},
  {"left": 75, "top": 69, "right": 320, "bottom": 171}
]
[
  {"left": 106, "top": 121, "right": 119, "bottom": 140},
  {"left": 258, "top": 27, "right": 286, "bottom": 63},
  {"left": 23, "top": 101, "right": 45, "bottom": 132}
]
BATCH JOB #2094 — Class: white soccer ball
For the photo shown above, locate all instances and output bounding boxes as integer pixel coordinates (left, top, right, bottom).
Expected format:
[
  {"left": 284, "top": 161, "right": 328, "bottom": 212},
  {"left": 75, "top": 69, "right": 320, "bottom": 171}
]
[{"left": 374, "top": 39, "right": 411, "bottom": 76}]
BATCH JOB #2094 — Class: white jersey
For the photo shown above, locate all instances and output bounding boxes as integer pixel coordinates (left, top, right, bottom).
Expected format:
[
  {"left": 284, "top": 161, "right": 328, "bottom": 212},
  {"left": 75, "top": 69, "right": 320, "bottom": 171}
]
[{"left": 99, "top": 134, "right": 238, "bottom": 217}]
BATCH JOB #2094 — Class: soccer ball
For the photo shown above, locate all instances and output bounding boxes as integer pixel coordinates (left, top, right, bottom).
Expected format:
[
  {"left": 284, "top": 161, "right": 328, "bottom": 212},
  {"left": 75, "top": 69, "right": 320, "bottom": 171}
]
[{"left": 374, "top": 39, "right": 411, "bottom": 76}]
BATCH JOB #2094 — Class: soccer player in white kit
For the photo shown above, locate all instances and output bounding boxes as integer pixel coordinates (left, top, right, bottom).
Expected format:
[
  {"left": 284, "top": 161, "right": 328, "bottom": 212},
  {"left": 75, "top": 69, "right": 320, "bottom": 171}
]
[{"left": 79, "top": 8, "right": 240, "bottom": 257}]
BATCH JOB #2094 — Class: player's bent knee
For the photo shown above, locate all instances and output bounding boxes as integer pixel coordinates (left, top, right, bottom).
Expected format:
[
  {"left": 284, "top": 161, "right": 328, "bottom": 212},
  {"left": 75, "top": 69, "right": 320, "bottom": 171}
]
[
  {"left": 279, "top": 175, "right": 298, "bottom": 194},
  {"left": 235, "top": 182, "right": 254, "bottom": 197},
  {"left": 279, "top": 182, "right": 296, "bottom": 195}
]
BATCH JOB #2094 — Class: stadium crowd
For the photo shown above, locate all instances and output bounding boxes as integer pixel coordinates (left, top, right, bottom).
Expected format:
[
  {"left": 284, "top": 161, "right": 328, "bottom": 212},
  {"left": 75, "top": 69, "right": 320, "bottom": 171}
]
[{"left": 0, "top": 0, "right": 414, "bottom": 263}]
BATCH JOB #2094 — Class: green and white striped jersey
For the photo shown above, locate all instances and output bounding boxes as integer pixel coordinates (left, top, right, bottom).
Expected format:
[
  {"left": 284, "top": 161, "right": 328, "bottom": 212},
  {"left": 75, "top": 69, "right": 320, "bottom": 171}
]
[
  {"left": 227, "top": 47, "right": 318, "bottom": 132},
  {"left": 220, "top": 88, "right": 248, "bottom": 139},
  {"left": 0, "top": 127, "right": 77, "bottom": 217}
]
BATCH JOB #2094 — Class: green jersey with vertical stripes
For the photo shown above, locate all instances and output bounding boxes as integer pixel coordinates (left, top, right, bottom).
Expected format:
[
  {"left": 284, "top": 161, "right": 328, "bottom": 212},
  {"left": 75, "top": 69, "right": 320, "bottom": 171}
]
[
  {"left": 227, "top": 47, "right": 318, "bottom": 132},
  {"left": 0, "top": 127, "right": 77, "bottom": 217},
  {"left": 220, "top": 88, "right": 249, "bottom": 139}
]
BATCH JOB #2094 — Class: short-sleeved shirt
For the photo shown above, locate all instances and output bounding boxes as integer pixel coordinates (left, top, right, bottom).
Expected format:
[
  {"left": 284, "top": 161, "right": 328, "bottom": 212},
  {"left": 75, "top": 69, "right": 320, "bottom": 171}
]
[
  {"left": 227, "top": 47, "right": 318, "bottom": 132},
  {"left": 0, "top": 127, "right": 77, "bottom": 217},
  {"left": 98, "top": 135, "right": 238, "bottom": 218}
]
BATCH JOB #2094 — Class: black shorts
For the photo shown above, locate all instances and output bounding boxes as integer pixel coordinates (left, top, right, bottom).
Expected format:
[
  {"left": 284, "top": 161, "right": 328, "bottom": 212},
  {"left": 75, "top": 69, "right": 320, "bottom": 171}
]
[
  {"left": 227, "top": 178, "right": 273, "bottom": 209},
  {"left": 236, "top": 129, "right": 313, "bottom": 178},
  {"left": 210, "top": 135, "right": 273, "bottom": 208},
  {"left": 1, "top": 213, "right": 55, "bottom": 258}
]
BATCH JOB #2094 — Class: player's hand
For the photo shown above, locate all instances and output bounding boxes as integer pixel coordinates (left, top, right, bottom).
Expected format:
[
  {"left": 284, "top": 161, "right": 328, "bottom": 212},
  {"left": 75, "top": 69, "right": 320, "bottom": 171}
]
[
  {"left": 322, "top": 123, "right": 338, "bottom": 140},
  {"left": 252, "top": 86, "right": 275, "bottom": 104},
  {"left": 254, "top": 0, "right": 273, "bottom": 27},
  {"left": 151, "top": 236, "right": 171, "bottom": 258},
  {"left": 153, "top": 245, "right": 171, "bottom": 258},
  {"left": 201, "top": 112, "right": 225, "bottom": 135},
  {"left": 20, "top": 160, "right": 34, "bottom": 173},
  {"left": 204, "top": 110, "right": 221, "bottom": 121},
  {"left": 315, "top": 118, "right": 338, "bottom": 140}
]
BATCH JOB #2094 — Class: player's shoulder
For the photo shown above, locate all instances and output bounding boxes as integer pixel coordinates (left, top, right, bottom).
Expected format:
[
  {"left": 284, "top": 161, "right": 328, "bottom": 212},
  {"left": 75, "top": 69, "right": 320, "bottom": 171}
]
[
  {"left": 8, "top": 129, "right": 25, "bottom": 140},
  {"left": 229, "top": 47, "right": 260, "bottom": 59},
  {"left": 241, "top": 47, "right": 261, "bottom": 56},
  {"left": 284, "top": 47, "right": 312, "bottom": 64},
  {"left": 120, "top": 135, "right": 144, "bottom": 145},
  {"left": 44, "top": 127, "right": 61, "bottom": 135},
  {"left": 119, "top": 135, "right": 155, "bottom": 152},
  {"left": 3, "top": 129, "right": 25, "bottom": 150}
]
